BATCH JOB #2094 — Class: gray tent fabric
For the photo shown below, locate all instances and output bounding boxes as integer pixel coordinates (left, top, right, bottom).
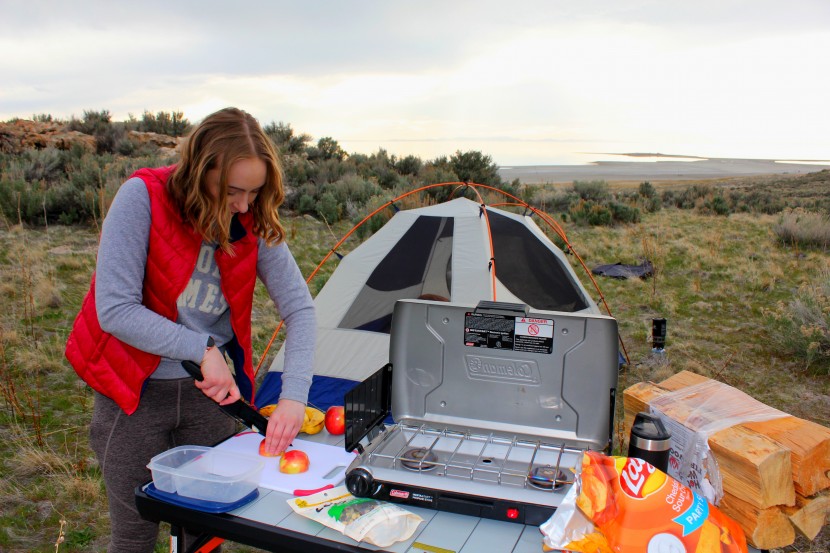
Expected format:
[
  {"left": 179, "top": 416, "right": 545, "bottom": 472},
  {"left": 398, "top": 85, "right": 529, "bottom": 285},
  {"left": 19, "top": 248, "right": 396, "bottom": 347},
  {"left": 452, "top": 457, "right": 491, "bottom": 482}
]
[
  {"left": 591, "top": 260, "right": 654, "bottom": 279},
  {"left": 258, "top": 197, "right": 601, "bottom": 409}
]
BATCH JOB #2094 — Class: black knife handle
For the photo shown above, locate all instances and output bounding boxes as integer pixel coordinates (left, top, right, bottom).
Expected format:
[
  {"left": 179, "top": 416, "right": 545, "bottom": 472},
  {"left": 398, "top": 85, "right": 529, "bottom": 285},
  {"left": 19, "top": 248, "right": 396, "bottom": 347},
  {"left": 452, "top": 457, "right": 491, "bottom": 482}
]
[
  {"left": 181, "top": 360, "right": 269, "bottom": 437},
  {"left": 182, "top": 360, "right": 204, "bottom": 381}
]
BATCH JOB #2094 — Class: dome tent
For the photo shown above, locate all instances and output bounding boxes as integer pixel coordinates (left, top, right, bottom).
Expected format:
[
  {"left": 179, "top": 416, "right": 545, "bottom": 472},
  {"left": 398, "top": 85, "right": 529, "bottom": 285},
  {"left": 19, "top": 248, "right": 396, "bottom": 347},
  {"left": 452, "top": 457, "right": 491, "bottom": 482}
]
[{"left": 256, "top": 196, "right": 601, "bottom": 410}]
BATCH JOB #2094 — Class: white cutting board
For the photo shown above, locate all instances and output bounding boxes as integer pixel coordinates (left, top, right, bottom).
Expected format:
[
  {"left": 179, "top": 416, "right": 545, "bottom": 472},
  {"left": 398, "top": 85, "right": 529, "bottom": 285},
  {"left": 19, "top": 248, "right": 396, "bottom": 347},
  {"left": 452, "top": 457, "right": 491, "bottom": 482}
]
[{"left": 213, "top": 431, "right": 357, "bottom": 495}]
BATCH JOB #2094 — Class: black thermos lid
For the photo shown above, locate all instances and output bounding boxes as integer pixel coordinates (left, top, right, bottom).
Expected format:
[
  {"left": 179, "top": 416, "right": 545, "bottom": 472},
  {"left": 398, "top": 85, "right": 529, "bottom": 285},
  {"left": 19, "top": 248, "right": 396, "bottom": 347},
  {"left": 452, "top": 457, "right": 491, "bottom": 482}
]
[{"left": 630, "top": 412, "right": 671, "bottom": 452}]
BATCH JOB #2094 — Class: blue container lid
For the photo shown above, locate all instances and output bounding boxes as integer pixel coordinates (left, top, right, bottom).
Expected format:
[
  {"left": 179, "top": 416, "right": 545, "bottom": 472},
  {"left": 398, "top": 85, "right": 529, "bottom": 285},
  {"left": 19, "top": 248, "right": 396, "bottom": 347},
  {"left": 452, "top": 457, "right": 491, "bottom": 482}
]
[{"left": 144, "top": 482, "right": 259, "bottom": 513}]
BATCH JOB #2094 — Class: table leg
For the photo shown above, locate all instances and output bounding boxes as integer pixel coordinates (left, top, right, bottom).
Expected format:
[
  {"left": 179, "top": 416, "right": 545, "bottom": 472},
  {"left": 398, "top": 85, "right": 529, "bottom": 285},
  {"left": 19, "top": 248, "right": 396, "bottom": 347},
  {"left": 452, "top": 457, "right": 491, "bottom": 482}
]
[{"left": 169, "top": 526, "right": 223, "bottom": 553}]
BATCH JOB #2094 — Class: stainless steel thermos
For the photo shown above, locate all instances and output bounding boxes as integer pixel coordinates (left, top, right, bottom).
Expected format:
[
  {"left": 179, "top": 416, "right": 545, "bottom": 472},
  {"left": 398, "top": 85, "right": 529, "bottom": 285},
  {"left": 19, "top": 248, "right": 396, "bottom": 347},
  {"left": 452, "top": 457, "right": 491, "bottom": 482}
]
[{"left": 627, "top": 411, "right": 671, "bottom": 472}]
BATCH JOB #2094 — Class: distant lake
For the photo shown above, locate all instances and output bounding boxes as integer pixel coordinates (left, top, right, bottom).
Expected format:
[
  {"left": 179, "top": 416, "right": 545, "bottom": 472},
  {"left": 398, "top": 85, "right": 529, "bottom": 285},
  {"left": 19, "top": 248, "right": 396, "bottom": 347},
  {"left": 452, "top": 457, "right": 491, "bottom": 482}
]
[{"left": 498, "top": 156, "right": 830, "bottom": 184}]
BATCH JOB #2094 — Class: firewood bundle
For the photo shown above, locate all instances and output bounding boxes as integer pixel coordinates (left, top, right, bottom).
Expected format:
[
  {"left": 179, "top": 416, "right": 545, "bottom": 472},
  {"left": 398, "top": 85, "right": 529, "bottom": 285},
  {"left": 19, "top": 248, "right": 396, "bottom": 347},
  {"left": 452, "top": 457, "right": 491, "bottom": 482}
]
[{"left": 622, "top": 371, "right": 830, "bottom": 550}]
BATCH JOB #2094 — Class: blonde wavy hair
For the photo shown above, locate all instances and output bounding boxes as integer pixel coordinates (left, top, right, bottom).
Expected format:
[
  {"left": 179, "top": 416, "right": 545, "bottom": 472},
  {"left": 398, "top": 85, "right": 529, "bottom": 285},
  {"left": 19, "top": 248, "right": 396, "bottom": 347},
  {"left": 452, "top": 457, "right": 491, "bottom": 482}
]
[{"left": 168, "top": 107, "right": 285, "bottom": 253}]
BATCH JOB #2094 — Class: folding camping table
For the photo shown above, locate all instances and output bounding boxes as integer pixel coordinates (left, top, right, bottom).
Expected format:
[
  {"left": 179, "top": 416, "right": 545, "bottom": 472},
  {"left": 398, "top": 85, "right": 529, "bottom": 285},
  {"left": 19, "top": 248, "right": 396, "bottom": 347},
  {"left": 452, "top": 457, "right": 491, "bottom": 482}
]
[
  {"left": 135, "top": 431, "right": 766, "bottom": 553},
  {"left": 135, "top": 430, "right": 549, "bottom": 553}
]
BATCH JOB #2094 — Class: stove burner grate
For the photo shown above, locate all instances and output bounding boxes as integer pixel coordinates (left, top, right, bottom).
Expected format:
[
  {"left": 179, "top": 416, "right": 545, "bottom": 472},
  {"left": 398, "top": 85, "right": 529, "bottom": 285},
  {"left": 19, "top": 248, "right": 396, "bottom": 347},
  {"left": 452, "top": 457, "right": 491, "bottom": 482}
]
[
  {"left": 400, "top": 447, "right": 439, "bottom": 471},
  {"left": 527, "top": 466, "right": 571, "bottom": 490},
  {"left": 362, "top": 423, "right": 584, "bottom": 493}
]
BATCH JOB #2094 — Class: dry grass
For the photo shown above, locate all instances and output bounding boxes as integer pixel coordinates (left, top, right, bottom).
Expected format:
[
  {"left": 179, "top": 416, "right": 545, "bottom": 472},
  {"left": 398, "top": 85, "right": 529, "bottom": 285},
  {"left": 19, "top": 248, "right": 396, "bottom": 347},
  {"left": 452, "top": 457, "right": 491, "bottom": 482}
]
[
  {"left": 1, "top": 179, "right": 829, "bottom": 551},
  {"left": 774, "top": 208, "right": 830, "bottom": 250}
]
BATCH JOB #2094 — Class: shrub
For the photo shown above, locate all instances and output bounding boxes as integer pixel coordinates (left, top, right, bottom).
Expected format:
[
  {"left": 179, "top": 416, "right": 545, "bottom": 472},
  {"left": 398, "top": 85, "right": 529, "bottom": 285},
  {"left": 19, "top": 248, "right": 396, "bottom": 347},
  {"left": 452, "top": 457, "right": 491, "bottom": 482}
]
[
  {"left": 670, "top": 184, "right": 712, "bottom": 209},
  {"left": 567, "top": 197, "right": 640, "bottom": 226},
  {"left": 66, "top": 110, "right": 129, "bottom": 154},
  {"left": 313, "top": 158, "right": 350, "bottom": 185},
  {"left": 449, "top": 150, "right": 502, "bottom": 186},
  {"left": 531, "top": 187, "right": 575, "bottom": 213},
  {"left": 728, "top": 190, "right": 786, "bottom": 214},
  {"left": 297, "top": 194, "right": 316, "bottom": 215},
  {"left": 639, "top": 181, "right": 656, "bottom": 198},
  {"left": 637, "top": 181, "right": 662, "bottom": 213},
  {"left": 22, "top": 148, "right": 66, "bottom": 183},
  {"left": 0, "top": 172, "right": 98, "bottom": 225},
  {"left": 313, "top": 137, "right": 346, "bottom": 162},
  {"left": 705, "top": 194, "right": 731, "bottom": 216},
  {"left": 94, "top": 123, "right": 128, "bottom": 155},
  {"left": 773, "top": 208, "right": 830, "bottom": 250},
  {"left": 315, "top": 191, "right": 341, "bottom": 223},
  {"left": 763, "top": 271, "right": 830, "bottom": 375},
  {"left": 569, "top": 199, "right": 613, "bottom": 226},
  {"left": 417, "top": 162, "right": 460, "bottom": 202},
  {"left": 0, "top": 147, "right": 167, "bottom": 226},
  {"left": 353, "top": 194, "right": 395, "bottom": 240},
  {"left": 394, "top": 155, "right": 422, "bottom": 176},
  {"left": 137, "top": 111, "right": 191, "bottom": 137},
  {"left": 283, "top": 156, "right": 314, "bottom": 190},
  {"left": 326, "top": 175, "right": 382, "bottom": 206},
  {"left": 263, "top": 121, "right": 310, "bottom": 154},
  {"left": 643, "top": 195, "right": 662, "bottom": 213},
  {"left": 67, "top": 110, "right": 112, "bottom": 135},
  {"left": 572, "top": 180, "right": 609, "bottom": 202},
  {"left": 609, "top": 201, "right": 641, "bottom": 224}
]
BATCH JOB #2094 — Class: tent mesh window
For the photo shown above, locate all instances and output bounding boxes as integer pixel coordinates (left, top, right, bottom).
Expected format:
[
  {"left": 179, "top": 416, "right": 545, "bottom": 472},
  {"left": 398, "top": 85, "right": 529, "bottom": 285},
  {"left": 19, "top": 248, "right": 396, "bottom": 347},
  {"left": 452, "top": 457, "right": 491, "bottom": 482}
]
[
  {"left": 338, "top": 216, "right": 454, "bottom": 334},
  {"left": 488, "top": 211, "right": 589, "bottom": 312}
]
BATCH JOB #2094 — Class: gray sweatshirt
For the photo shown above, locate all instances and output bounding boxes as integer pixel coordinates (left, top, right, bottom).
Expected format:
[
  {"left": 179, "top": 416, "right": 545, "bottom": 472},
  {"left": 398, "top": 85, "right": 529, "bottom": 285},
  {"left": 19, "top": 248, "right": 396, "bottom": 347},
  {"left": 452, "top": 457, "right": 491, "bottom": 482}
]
[{"left": 95, "top": 177, "right": 316, "bottom": 404}]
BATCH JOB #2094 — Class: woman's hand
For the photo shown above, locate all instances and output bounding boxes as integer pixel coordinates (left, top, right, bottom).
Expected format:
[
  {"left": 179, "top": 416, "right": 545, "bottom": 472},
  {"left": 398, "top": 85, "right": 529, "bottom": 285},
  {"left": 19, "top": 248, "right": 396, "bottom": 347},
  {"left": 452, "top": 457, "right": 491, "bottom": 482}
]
[
  {"left": 261, "top": 399, "right": 305, "bottom": 456},
  {"left": 195, "top": 346, "right": 241, "bottom": 406}
]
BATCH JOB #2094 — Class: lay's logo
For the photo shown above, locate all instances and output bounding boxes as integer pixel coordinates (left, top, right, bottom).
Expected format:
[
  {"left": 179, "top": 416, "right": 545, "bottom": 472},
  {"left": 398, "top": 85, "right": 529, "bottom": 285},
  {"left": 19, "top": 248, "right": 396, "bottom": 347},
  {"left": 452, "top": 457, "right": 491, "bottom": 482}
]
[{"left": 616, "top": 457, "right": 667, "bottom": 499}]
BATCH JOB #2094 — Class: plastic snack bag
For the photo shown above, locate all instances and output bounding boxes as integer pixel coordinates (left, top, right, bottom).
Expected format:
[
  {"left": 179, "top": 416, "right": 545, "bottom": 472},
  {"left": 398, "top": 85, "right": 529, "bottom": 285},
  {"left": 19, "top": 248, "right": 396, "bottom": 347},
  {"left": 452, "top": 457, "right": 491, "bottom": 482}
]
[
  {"left": 287, "top": 485, "right": 422, "bottom": 547},
  {"left": 540, "top": 484, "right": 613, "bottom": 553},
  {"left": 542, "top": 451, "right": 747, "bottom": 553}
]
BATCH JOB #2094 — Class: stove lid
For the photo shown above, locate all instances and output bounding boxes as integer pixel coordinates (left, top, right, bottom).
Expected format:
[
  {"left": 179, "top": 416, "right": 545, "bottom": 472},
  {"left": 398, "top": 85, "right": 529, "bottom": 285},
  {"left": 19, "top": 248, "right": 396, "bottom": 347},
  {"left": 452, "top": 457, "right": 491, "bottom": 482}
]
[
  {"left": 344, "top": 363, "right": 393, "bottom": 453},
  {"left": 388, "top": 299, "right": 619, "bottom": 451}
]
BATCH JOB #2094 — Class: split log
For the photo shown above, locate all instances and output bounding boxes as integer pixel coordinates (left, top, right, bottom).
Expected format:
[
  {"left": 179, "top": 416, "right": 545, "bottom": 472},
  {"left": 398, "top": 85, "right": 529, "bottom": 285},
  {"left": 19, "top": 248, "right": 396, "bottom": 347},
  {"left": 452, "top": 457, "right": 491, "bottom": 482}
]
[
  {"left": 718, "top": 492, "right": 795, "bottom": 550},
  {"left": 743, "top": 417, "right": 830, "bottom": 496},
  {"left": 622, "top": 382, "right": 795, "bottom": 508},
  {"left": 781, "top": 493, "right": 830, "bottom": 540},
  {"left": 659, "top": 371, "right": 830, "bottom": 497},
  {"left": 708, "top": 426, "right": 795, "bottom": 509}
]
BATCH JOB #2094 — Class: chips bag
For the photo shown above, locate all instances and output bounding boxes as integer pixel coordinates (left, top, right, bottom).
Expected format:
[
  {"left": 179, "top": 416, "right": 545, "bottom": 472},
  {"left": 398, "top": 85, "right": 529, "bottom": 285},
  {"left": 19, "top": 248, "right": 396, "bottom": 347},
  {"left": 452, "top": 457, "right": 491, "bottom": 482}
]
[{"left": 543, "top": 451, "right": 747, "bottom": 553}]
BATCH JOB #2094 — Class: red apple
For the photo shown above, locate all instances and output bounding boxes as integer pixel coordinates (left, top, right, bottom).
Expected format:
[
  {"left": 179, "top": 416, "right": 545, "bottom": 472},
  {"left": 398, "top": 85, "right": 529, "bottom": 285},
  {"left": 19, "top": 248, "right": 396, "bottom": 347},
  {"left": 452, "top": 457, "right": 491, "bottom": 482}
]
[
  {"left": 279, "top": 449, "right": 310, "bottom": 474},
  {"left": 325, "top": 405, "right": 345, "bottom": 435},
  {"left": 258, "top": 439, "right": 279, "bottom": 457}
]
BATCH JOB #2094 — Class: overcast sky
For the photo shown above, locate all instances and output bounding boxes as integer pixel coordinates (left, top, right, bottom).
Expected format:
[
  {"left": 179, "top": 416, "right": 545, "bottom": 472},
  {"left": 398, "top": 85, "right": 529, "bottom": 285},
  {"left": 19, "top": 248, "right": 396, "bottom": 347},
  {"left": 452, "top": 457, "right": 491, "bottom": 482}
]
[{"left": 2, "top": 0, "right": 829, "bottom": 165}]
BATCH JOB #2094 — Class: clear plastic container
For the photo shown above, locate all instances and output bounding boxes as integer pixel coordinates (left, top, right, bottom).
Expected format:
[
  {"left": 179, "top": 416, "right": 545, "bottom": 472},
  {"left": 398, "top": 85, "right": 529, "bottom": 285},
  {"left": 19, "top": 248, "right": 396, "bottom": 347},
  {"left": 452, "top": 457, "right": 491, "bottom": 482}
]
[{"left": 147, "top": 445, "right": 263, "bottom": 503}]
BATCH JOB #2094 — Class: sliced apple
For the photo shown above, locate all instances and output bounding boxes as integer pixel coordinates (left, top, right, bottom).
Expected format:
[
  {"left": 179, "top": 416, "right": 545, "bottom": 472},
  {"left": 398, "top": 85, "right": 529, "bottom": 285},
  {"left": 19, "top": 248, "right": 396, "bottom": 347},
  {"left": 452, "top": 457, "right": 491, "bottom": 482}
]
[
  {"left": 258, "top": 438, "right": 279, "bottom": 457},
  {"left": 279, "top": 449, "right": 310, "bottom": 474}
]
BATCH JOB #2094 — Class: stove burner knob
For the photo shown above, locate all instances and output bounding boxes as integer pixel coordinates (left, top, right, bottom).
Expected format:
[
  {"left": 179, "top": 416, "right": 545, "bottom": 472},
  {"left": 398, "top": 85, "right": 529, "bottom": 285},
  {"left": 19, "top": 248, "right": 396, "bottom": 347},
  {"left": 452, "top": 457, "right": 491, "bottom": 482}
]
[{"left": 345, "top": 468, "right": 374, "bottom": 497}]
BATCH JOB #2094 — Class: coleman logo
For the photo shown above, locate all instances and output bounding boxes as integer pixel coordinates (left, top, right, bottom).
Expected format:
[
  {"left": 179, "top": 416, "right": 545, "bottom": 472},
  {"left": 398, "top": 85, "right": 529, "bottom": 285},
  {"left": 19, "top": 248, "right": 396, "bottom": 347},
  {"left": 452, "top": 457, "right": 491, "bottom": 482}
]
[
  {"left": 617, "top": 457, "right": 667, "bottom": 499},
  {"left": 389, "top": 489, "right": 409, "bottom": 499},
  {"left": 465, "top": 355, "right": 539, "bottom": 384}
]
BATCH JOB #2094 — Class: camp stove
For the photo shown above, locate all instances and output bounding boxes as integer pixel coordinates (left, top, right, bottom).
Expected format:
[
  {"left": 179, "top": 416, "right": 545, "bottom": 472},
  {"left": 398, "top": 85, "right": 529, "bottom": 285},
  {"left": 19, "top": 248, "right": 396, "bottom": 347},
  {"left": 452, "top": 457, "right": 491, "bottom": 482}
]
[{"left": 344, "top": 299, "right": 619, "bottom": 526}]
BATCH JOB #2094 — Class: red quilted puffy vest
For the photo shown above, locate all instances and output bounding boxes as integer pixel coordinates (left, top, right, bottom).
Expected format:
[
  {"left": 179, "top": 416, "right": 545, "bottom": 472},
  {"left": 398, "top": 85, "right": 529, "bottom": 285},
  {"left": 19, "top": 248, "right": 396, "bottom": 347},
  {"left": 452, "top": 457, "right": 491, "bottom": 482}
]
[{"left": 65, "top": 166, "right": 259, "bottom": 414}]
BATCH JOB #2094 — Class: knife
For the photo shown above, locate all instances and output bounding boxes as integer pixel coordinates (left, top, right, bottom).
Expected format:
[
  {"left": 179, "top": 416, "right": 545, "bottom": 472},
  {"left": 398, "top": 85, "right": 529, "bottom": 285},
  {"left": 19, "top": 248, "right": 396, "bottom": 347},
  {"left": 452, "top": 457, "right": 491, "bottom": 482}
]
[{"left": 181, "top": 360, "right": 269, "bottom": 437}]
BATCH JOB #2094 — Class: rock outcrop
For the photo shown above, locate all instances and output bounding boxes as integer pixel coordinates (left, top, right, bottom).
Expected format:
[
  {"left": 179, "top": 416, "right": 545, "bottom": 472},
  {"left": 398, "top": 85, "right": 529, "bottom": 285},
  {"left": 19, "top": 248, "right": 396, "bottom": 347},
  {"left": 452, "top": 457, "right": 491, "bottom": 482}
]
[
  {"left": 0, "top": 120, "right": 96, "bottom": 154},
  {"left": 0, "top": 120, "right": 184, "bottom": 155}
]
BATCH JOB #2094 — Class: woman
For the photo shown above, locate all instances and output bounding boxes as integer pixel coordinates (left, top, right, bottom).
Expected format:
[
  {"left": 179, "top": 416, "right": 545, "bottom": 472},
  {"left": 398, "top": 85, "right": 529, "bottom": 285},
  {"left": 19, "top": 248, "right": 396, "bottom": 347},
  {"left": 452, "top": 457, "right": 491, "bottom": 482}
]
[{"left": 65, "top": 107, "right": 316, "bottom": 552}]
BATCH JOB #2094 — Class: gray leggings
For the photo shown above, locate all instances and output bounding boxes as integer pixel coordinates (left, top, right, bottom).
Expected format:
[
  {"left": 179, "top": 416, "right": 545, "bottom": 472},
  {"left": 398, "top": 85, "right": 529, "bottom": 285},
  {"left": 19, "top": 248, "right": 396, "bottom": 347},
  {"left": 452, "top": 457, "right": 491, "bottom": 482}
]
[{"left": 90, "top": 378, "right": 236, "bottom": 553}]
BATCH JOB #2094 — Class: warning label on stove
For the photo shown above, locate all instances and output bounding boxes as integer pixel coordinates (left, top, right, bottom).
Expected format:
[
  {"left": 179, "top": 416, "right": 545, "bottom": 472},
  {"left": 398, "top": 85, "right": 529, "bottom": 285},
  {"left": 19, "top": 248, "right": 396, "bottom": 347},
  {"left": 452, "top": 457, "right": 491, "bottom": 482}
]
[
  {"left": 514, "top": 316, "right": 554, "bottom": 353},
  {"left": 464, "top": 312, "right": 553, "bottom": 354}
]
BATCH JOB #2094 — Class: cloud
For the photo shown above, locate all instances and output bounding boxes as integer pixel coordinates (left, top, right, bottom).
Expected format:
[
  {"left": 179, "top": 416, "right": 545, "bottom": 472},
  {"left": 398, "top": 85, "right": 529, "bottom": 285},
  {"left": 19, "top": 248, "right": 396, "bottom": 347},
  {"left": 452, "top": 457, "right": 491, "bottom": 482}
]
[{"left": 1, "top": 0, "right": 829, "bottom": 164}]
